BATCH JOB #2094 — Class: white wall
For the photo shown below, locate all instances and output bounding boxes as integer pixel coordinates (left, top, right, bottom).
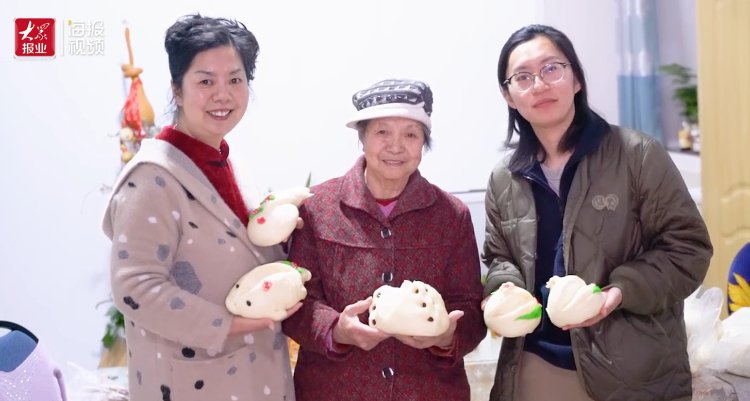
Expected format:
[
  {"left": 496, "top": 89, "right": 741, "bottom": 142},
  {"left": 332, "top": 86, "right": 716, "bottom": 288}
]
[
  {"left": 539, "top": 0, "right": 620, "bottom": 123},
  {"left": 0, "top": 0, "right": 542, "bottom": 374},
  {"left": 656, "top": 0, "right": 698, "bottom": 149}
]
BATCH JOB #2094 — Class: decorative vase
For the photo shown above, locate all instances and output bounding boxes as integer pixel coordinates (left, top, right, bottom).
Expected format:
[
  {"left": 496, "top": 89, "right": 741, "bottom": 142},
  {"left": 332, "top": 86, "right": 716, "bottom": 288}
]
[{"left": 98, "top": 336, "right": 128, "bottom": 368}]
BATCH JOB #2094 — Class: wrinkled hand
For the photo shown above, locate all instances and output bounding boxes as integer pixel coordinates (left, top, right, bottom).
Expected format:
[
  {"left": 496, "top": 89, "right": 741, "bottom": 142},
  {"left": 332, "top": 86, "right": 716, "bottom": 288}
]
[
  {"left": 563, "top": 287, "right": 623, "bottom": 330},
  {"left": 229, "top": 302, "right": 303, "bottom": 334},
  {"left": 333, "top": 297, "right": 390, "bottom": 351},
  {"left": 394, "top": 310, "right": 464, "bottom": 350}
]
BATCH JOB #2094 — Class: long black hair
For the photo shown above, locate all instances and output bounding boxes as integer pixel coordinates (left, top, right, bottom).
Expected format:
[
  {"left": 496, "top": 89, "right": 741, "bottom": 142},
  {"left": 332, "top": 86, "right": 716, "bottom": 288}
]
[{"left": 497, "top": 24, "right": 593, "bottom": 171}]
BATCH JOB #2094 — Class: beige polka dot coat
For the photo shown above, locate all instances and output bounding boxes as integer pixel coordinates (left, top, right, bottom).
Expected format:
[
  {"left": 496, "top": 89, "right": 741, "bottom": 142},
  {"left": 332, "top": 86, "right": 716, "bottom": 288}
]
[{"left": 102, "top": 139, "right": 295, "bottom": 401}]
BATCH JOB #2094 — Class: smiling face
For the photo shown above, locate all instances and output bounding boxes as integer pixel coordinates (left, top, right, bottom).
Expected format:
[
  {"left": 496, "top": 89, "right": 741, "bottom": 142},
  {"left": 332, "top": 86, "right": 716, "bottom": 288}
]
[
  {"left": 361, "top": 117, "right": 425, "bottom": 198},
  {"left": 502, "top": 35, "right": 581, "bottom": 136},
  {"left": 173, "top": 45, "right": 249, "bottom": 148}
]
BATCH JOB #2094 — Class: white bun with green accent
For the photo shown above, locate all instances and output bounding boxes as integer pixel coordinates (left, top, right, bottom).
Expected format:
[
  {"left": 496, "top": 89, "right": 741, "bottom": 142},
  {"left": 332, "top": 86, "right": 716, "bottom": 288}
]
[
  {"left": 225, "top": 262, "right": 311, "bottom": 321},
  {"left": 545, "top": 275, "right": 605, "bottom": 327},
  {"left": 483, "top": 282, "right": 542, "bottom": 338},
  {"left": 247, "top": 187, "right": 313, "bottom": 247}
]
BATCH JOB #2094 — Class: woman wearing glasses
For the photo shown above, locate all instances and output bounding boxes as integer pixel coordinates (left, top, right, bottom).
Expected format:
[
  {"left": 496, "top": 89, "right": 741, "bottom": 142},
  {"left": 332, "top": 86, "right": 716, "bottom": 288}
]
[{"left": 482, "top": 24, "right": 712, "bottom": 401}]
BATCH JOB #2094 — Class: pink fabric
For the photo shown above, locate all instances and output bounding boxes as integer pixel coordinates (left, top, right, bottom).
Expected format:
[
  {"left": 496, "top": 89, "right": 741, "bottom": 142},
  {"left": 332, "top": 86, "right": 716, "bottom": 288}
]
[
  {"left": 377, "top": 200, "right": 398, "bottom": 217},
  {"left": 0, "top": 342, "right": 67, "bottom": 401}
]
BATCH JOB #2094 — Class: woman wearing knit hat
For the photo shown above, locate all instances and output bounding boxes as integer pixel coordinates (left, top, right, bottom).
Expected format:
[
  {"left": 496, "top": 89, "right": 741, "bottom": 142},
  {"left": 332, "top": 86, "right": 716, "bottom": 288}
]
[
  {"left": 482, "top": 24, "right": 712, "bottom": 401},
  {"left": 282, "top": 79, "right": 486, "bottom": 401}
]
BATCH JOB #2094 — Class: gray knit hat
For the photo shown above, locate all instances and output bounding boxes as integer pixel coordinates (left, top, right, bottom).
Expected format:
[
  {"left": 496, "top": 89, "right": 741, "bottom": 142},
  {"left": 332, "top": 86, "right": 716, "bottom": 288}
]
[{"left": 345, "top": 79, "right": 433, "bottom": 130}]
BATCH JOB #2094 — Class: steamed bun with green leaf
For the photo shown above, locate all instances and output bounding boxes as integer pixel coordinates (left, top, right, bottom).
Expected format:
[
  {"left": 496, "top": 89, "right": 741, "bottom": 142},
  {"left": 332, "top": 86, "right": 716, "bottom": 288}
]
[
  {"left": 545, "top": 275, "right": 605, "bottom": 327},
  {"left": 483, "top": 282, "right": 542, "bottom": 337}
]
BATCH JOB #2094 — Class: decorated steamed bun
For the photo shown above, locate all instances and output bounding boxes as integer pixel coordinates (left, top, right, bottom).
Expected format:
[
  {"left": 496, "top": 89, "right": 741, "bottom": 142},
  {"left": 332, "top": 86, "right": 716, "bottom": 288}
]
[
  {"left": 483, "top": 282, "right": 542, "bottom": 338},
  {"left": 545, "top": 275, "right": 605, "bottom": 327},
  {"left": 368, "top": 280, "right": 450, "bottom": 337},
  {"left": 247, "top": 187, "right": 313, "bottom": 247},
  {"left": 225, "top": 261, "right": 311, "bottom": 321}
]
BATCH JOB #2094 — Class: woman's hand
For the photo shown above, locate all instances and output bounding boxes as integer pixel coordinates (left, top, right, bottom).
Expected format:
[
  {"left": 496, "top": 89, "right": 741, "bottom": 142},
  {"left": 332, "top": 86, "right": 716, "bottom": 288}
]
[
  {"left": 332, "top": 297, "right": 390, "bottom": 351},
  {"left": 228, "top": 302, "right": 304, "bottom": 335},
  {"left": 284, "top": 302, "right": 303, "bottom": 318},
  {"left": 229, "top": 316, "right": 275, "bottom": 334},
  {"left": 562, "top": 286, "right": 623, "bottom": 330},
  {"left": 394, "top": 310, "right": 464, "bottom": 350},
  {"left": 282, "top": 218, "right": 305, "bottom": 246}
]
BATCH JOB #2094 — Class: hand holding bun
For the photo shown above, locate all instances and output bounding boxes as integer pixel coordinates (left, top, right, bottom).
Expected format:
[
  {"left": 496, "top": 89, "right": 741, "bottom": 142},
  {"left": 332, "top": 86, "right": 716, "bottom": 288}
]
[
  {"left": 545, "top": 275, "right": 605, "bottom": 327},
  {"left": 368, "top": 280, "right": 450, "bottom": 337},
  {"left": 225, "top": 262, "right": 311, "bottom": 321},
  {"left": 247, "top": 187, "right": 313, "bottom": 247}
]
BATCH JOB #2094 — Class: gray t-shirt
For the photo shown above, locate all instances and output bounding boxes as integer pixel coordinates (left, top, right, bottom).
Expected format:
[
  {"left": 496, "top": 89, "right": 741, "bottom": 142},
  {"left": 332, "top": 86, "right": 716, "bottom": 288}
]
[{"left": 541, "top": 163, "right": 564, "bottom": 197}]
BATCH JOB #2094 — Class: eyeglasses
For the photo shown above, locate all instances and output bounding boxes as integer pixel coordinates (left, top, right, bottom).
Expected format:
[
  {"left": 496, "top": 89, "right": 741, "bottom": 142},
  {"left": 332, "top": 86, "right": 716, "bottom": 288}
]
[{"left": 503, "top": 62, "right": 570, "bottom": 92}]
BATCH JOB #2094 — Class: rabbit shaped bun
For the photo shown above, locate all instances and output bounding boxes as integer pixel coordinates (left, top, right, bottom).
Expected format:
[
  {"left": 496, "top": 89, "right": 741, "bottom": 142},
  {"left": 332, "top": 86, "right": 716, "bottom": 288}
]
[
  {"left": 247, "top": 187, "right": 313, "bottom": 247},
  {"left": 545, "top": 275, "right": 605, "bottom": 327},
  {"left": 225, "top": 261, "right": 312, "bottom": 321},
  {"left": 483, "top": 282, "right": 542, "bottom": 338},
  {"left": 368, "top": 280, "right": 450, "bottom": 337}
]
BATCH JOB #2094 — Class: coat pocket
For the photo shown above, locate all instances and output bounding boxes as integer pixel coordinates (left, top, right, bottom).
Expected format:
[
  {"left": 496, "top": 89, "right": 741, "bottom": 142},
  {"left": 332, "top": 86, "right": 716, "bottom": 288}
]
[
  {"left": 579, "top": 310, "right": 677, "bottom": 386},
  {"left": 168, "top": 345, "right": 267, "bottom": 401}
]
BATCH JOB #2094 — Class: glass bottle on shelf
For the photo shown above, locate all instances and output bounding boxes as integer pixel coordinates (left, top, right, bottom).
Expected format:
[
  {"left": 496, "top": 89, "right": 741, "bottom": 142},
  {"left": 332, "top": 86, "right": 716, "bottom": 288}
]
[{"left": 678, "top": 121, "right": 694, "bottom": 152}]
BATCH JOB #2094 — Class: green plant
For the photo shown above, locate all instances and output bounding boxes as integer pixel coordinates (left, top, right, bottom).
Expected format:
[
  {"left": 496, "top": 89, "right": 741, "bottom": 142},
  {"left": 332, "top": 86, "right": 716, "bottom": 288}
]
[
  {"left": 101, "top": 305, "right": 124, "bottom": 349},
  {"left": 659, "top": 63, "right": 698, "bottom": 124}
]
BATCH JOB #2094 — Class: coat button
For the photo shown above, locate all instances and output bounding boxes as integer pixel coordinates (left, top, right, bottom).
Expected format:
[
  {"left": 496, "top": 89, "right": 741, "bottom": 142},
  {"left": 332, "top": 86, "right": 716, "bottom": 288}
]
[
  {"left": 380, "top": 227, "right": 392, "bottom": 239},
  {"left": 382, "top": 271, "right": 393, "bottom": 283},
  {"left": 381, "top": 367, "right": 395, "bottom": 379}
]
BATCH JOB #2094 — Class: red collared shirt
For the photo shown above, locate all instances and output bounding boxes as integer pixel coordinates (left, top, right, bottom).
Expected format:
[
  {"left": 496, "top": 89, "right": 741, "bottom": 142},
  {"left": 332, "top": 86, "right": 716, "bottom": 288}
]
[{"left": 156, "top": 126, "right": 250, "bottom": 225}]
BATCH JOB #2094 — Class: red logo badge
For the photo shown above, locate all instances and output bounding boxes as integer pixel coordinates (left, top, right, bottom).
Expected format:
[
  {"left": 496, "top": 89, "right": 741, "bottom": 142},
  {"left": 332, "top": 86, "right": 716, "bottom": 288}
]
[{"left": 15, "top": 18, "right": 55, "bottom": 58}]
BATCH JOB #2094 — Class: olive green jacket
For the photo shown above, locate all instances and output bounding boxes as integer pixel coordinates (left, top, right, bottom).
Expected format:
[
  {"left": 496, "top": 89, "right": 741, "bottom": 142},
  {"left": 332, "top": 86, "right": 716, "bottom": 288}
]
[{"left": 482, "top": 126, "right": 712, "bottom": 401}]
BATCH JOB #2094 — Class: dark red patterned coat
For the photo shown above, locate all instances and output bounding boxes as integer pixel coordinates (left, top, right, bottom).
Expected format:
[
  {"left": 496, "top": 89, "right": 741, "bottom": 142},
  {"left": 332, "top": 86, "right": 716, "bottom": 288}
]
[{"left": 282, "top": 156, "right": 486, "bottom": 401}]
